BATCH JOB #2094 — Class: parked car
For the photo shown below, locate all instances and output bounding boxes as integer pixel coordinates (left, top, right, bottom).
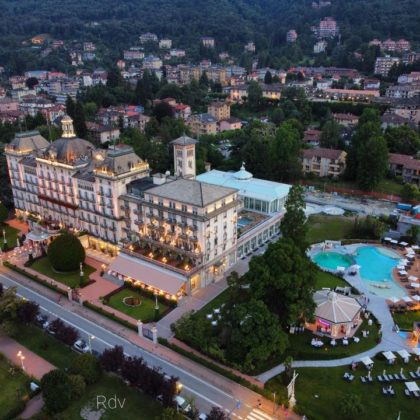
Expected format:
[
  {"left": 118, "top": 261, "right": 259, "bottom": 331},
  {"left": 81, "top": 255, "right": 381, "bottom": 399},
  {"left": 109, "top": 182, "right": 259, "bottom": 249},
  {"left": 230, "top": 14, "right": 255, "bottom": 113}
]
[
  {"left": 73, "top": 339, "right": 90, "bottom": 353},
  {"left": 35, "top": 314, "right": 48, "bottom": 327},
  {"left": 42, "top": 321, "right": 56, "bottom": 335},
  {"left": 199, "top": 414, "right": 208, "bottom": 420},
  {"left": 175, "top": 396, "right": 191, "bottom": 413}
]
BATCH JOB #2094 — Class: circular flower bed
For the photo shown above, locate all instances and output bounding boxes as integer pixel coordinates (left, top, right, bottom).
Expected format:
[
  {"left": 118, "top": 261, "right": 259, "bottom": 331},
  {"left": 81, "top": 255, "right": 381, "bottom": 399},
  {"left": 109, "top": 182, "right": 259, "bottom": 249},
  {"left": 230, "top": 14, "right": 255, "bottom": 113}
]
[{"left": 123, "top": 296, "right": 141, "bottom": 307}]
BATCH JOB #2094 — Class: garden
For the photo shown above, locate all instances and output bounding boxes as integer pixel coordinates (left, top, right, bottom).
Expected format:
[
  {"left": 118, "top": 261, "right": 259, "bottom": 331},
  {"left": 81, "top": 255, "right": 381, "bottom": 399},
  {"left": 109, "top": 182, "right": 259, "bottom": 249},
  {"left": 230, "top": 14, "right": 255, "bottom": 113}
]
[
  {"left": 392, "top": 310, "right": 420, "bottom": 331},
  {"left": 266, "top": 355, "right": 420, "bottom": 420},
  {"left": 0, "top": 353, "right": 32, "bottom": 420},
  {"left": 104, "top": 287, "right": 171, "bottom": 322},
  {"left": 26, "top": 233, "right": 96, "bottom": 288}
]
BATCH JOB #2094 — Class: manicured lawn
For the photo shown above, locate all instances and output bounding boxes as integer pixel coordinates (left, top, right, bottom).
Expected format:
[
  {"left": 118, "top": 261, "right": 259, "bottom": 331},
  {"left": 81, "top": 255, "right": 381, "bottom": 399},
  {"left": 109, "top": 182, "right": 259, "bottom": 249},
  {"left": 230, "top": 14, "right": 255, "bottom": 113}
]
[
  {"left": 13, "top": 324, "right": 77, "bottom": 370},
  {"left": 195, "top": 287, "right": 230, "bottom": 318},
  {"left": 0, "top": 353, "right": 30, "bottom": 420},
  {"left": 284, "top": 320, "right": 380, "bottom": 361},
  {"left": 307, "top": 215, "right": 355, "bottom": 244},
  {"left": 30, "top": 257, "right": 96, "bottom": 288},
  {"left": 107, "top": 288, "right": 170, "bottom": 322},
  {"left": 0, "top": 223, "right": 20, "bottom": 250},
  {"left": 392, "top": 310, "right": 420, "bottom": 330},
  {"left": 63, "top": 373, "right": 162, "bottom": 419},
  {"left": 267, "top": 356, "right": 420, "bottom": 420},
  {"left": 315, "top": 270, "right": 349, "bottom": 290}
]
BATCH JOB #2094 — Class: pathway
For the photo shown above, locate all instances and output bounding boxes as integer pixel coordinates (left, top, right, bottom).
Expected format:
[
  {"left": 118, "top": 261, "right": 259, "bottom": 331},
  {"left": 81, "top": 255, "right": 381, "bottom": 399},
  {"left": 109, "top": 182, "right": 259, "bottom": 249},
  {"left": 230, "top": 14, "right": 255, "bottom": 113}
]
[{"left": 257, "top": 248, "right": 410, "bottom": 383}]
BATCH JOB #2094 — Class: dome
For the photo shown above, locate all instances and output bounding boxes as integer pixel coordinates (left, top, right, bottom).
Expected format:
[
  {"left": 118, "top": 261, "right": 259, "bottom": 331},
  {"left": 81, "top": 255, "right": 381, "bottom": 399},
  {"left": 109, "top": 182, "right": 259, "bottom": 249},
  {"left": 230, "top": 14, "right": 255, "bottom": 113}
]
[
  {"left": 46, "top": 137, "right": 94, "bottom": 163},
  {"left": 44, "top": 115, "right": 95, "bottom": 164},
  {"left": 233, "top": 162, "right": 253, "bottom": 180}
]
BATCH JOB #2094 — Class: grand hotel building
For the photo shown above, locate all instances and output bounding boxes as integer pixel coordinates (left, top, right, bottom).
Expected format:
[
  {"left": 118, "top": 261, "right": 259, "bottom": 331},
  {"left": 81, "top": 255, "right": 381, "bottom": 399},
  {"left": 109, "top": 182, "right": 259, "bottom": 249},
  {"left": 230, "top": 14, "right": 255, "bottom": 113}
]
[{"left": 5, "top": 117, "right": 290, "bottom": 298}]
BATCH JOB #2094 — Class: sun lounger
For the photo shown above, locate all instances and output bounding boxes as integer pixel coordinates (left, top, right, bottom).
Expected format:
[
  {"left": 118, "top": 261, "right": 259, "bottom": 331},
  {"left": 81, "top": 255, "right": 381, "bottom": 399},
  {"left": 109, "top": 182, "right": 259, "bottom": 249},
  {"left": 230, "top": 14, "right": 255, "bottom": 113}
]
[
  {"left": 377, "top": 375, "right": 383, "bottom": 382},
  {"left": 393, "top": 374, "right": 401, "bottom": 380},
  {"left": 414, "top": 391, "right": 420, "bottom": 398},
  {"left": 382, "top": 387, "right": 388, "bottom": 395},
  {"left": 400, "top": 373, "right": 407, "bottom": 380},
  {"left": 409, "top": 371, "right": 418, "bottom": 379},
  {"left": 405, "top": 389, "right": 411, "bottom": 397},
  {"left": 360, "top": 376, "right": 366, "bottom": 383},
  {"left": 389, "top": 389, "right": 395, "bottom": 395},
  {"left": 348, "top": 374, "right": 354, "bottom": 381},
  {"left": 343, "top": 372, "right": 349, "bottom": 379},
  {"left": 383, "top": 375, "right": 391, "bottom": 382},
  {"left": 367, "top": 376, "right": 373, "bottom": 383}
]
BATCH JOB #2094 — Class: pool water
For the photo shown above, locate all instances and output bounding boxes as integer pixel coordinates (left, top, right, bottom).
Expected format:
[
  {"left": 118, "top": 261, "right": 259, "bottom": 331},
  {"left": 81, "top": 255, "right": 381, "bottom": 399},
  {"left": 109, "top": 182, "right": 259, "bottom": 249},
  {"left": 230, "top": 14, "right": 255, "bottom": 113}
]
[
  {"left": 314, "top": 246, "right": 405, "bottom": 298},
  {"left": 399, "top": 331, "right": 420, "bottom": 348},
  {"left": 313, "top": 252, "right": 353, "bottom": 271},
  {"left": 237, "top": 216, "right": 253, "bottom": 228}
]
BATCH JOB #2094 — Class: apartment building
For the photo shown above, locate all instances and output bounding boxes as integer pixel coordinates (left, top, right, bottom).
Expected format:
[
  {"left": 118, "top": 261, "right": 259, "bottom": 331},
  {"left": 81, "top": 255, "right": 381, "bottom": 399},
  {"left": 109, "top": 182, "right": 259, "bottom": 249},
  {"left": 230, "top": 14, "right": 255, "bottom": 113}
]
[
  {"left": 208, "top": 101, "right": 230, "bottom": 121},
  {"left": 302, "top": 148, "right": 347, "bottom": 178}
]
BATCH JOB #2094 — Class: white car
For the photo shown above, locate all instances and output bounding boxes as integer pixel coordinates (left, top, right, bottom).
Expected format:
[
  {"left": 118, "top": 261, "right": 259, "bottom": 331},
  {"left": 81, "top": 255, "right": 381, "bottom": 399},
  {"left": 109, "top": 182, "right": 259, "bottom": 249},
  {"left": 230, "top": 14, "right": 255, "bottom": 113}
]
[
  {"left": 174, "top": 396, "right": 191, "bottom": 413},
  {"left": 199, "top": 414, "right": 208, "bottom": 420},
  {"left": 73, "top": 339, "right": 90, "bottom": 353}
]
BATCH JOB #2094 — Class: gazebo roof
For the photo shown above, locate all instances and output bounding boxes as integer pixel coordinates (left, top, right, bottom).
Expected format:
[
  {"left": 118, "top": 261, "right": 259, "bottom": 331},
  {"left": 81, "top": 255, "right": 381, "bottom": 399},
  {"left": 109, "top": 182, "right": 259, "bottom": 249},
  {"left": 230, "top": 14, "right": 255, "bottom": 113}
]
[{"left": 314, "top": 290, "right": 362, "bottom": 324}]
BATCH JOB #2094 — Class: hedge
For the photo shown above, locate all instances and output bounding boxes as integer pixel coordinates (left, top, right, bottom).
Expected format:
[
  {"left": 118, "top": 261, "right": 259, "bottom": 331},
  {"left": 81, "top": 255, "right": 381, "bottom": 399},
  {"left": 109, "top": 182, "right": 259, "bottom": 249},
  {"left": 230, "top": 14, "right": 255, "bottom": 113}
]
[
  {"left": 157, "top": 338, "right": 272, "bottom": 399},
  {"left": 83, "top": 301, "right": 137, "bottom": 332},
  {"left": 4, "top": 262, "right": 67, "bottom": 296}
]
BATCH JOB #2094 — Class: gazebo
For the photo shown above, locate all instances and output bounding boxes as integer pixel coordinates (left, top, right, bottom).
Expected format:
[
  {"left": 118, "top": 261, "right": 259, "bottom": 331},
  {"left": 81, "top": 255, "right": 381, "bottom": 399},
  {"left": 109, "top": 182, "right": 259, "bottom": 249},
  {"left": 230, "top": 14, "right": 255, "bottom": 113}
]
[{"left": 308, "top": 290, "right": 363, "bottom": 337}]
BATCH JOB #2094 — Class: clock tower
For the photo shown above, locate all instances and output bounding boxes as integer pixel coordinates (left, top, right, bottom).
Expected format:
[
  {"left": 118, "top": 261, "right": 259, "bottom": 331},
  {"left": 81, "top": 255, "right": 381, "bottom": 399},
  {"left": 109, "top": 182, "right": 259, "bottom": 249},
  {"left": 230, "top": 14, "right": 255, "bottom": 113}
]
[{"left": 170, "top": 134, "right": 198, "bottom": 178}]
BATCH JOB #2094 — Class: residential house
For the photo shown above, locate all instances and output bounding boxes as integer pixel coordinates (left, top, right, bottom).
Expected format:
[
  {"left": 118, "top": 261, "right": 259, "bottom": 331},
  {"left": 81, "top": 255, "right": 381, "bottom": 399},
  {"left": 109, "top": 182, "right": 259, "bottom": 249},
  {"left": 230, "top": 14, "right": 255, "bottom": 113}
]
[
  {"left": 124, "top": 48, "right": 145, "bottom": 61},
  {"left": 286, "top": 30, "right": 298, "bottom": 43},
  {"left": 87, "top": 122, "right": 120, "bottom": 144},
  {"left": 389, "top": 153, "right": 420, "bottom": 186},
  {"left": 159, "top": 39, "right": 172, "bottom": 49},
  {"left": 83, "top": 42, "right": 96, "bottom": 52},
  {"left": 386, "top": 84, "right": 420, "bottom": 99},
  {"left": 374, "top": 57, "right": 400, "bottom": 77},
  {"left": 208, "top": 101, "right": 230, "bottom": 121},
  {"left": 139, "top": 33, "right": 158, "bottom": 43},
  {"left": 333, "top": 113, "right": 359, "bottom": 127},
  {"left": 143, "top": 56, "right": 162, "bottom": 70},
  {"left": 201, "top": 37, "right": 215, "bottom": 48},
  {"left": 314, "top": 41, "right": 328, "bottom": 54},
  {"left": 317, "top": 17, "right": 339, "bottom": 38},
  {"left": 187, "top": 113, "right": 218, "bottom": 135},
  {"left": 0, "top": 98, "right": 19, "bottom": 113},
  {"left": 244, "top": 42, "right": 255, "bottom": 53},
  {"left": 303, "top": 129, "right": 321, "bottom": 147},
  {"left": 302, "top": 148, "right": 347, "bottom": 178},
  {"left": 219, "top": 117, "right": 242, "bottom": 132}
]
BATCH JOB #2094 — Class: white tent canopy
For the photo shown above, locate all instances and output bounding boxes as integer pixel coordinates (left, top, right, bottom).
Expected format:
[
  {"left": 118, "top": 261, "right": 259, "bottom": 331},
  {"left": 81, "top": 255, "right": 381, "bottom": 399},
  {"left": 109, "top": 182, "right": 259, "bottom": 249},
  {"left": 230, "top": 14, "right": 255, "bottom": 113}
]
[
  {"left": 402, "top": 296, "right": 412, "bottom": 303},
  {"left": 383, "top": 351, "right": 396, "bottom": 361},
  {"left": 360, "top": 356, "right": 374, "bottom": 367},
  {"left": 408, "top": 275, "right": 418, "bottom": 281},
  {"left": 405, "top": 381, "right": 420, "bottom": 392},
  {"left": 410, "top": 283, "right": 420, "bottom": 289},
  {"left": 397, "top": 349, "right": 411, "bottom": 359},
  {"left": 412, "top": 295, "right": 420, "bottom": 302},
  {"left": 387, "top": 296, "right": 399, "bottom": 303}
]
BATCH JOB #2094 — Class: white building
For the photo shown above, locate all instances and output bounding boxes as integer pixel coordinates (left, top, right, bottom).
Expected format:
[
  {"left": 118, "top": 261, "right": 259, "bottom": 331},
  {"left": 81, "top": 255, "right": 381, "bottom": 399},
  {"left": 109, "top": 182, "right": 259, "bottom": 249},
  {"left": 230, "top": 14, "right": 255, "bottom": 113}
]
[{"left": 159, "top": 39, "right": 172, "bottom": 49}]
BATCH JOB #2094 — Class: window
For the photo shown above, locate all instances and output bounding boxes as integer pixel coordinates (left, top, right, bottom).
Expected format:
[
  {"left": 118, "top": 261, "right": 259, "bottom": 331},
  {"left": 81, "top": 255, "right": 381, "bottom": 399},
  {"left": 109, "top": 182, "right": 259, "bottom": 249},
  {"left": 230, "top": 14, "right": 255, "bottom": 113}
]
[
  {"left": 181, "top": 204, "right": 187, "bottom": 212},
  {"left": 192, "top": 207, "right": 198, "bottom": 215}
]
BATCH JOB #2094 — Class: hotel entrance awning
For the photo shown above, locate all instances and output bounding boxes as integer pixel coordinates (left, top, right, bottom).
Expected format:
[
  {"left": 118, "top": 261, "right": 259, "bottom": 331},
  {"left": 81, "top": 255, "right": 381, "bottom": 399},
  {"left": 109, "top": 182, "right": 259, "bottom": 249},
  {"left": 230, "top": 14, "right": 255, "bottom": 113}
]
[{"left": 108, "top": 253, "right": 186, "bottom": 296}]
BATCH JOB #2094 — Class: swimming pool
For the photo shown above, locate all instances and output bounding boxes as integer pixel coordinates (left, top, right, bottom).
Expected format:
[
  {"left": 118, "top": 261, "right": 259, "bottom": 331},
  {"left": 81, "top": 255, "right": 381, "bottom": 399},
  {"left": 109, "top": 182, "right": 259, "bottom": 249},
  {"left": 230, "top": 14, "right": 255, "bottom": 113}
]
[
  {"left": 237, "top": 216, "right": 253, "bottom": 228},
  {"left": 313, "top": 252, "right": 353, "bottom": 271},
  {"left": 314, "top": 246, "right": 406, "bottom": 298},
  {"left": 399, "top": 331, "right": 420, "bottom": 348}
]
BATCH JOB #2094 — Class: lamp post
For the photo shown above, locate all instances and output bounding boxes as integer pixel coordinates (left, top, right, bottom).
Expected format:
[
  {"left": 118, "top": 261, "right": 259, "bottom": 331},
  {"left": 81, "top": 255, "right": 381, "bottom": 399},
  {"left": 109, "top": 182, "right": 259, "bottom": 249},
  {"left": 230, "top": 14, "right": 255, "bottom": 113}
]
[
  {"left": 2, "top": 228, "right": 7, "bottom": 249},
  {"left": 79, "top": 261, "right": 84, "bottom": 283},
  {"left": 272, "top": 392, "right": 276, "bottom": 414},
  {"left": 17, "top": 351, "right": 25, "bottom": 370},
  {"left": 154, "top": 290, "right": 159, "bottom": 311},
  {"left": 88, "top": 335, "right": 95, "bottom": 353}
]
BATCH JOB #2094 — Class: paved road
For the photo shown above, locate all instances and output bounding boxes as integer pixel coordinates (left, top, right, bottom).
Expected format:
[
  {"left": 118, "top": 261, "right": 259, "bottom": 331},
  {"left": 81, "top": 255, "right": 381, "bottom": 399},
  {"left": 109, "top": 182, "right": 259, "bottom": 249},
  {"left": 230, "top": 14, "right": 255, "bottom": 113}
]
[{"left": 0, "top": 269, "right": 284, "bottom": 420}]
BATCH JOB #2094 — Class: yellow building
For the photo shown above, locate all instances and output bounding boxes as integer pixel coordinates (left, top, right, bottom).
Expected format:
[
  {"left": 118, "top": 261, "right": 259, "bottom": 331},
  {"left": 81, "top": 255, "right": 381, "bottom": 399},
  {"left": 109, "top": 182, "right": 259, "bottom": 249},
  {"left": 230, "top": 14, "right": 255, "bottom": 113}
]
[{"left": 208, "top": 102, "right": 231, "bottom": 121}]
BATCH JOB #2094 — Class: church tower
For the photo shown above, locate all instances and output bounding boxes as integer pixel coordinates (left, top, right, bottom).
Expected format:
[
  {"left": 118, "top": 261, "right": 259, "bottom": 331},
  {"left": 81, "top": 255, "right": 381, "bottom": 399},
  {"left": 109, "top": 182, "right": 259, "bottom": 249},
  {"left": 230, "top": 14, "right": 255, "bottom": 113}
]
[{"left": 170, "top": 134, "right": 198, "bottom": 178}]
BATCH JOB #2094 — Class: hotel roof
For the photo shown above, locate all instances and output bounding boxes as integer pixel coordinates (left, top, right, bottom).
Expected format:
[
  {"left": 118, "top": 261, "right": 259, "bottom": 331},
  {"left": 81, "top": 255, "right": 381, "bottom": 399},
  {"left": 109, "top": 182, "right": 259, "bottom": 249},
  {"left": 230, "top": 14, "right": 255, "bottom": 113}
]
[{"left": 196, "top": 164, "right": 290, "bottom": 203}]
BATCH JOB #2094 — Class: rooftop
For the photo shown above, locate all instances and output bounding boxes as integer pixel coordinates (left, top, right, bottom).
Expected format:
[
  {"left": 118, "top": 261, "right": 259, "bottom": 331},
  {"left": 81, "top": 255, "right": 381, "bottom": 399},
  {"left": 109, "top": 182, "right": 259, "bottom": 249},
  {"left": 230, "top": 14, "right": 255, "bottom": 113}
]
[
  {"left": 196, "top": 164, "right": 290, "bottom": 203},
  {"left": 170, "top": 134, "right": 198, "bottom": 146},
  {"left": 302, "top": 148, "right": 345, "bottom": 160}
]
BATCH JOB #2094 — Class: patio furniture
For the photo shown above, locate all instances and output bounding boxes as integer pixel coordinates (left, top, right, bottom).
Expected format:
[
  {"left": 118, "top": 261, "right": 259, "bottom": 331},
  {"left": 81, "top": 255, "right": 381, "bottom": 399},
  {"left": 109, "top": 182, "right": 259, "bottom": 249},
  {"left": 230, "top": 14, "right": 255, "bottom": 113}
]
[
  {"left": 342, "top": 339, "right": 349, "bottom": 346},
  {"left": 353, "top": 337, "right": 360, "bottom": 343},
  {"left": 382, "top": 387, "right": 389, "bottom": 395},
  {"left": 405, "top": 389, "right": 411, "bottom": 397},
  {"left": 409, "top": 372, "right": 418, "bottom": 379},
  {"left": 377, "top": 375, "right": 384, "bottom": 382},
  {"left": 414, "top": 391, "right": 420, "bottom": 398},
  {"left": 405, "top": 381, "right": 420, "bottom": 395},
  {"left": 330, "top": 339, "right": 337, "bottom": 346},
  {"left": 360, "top": 376, "right": 366, "bottom": 383}
]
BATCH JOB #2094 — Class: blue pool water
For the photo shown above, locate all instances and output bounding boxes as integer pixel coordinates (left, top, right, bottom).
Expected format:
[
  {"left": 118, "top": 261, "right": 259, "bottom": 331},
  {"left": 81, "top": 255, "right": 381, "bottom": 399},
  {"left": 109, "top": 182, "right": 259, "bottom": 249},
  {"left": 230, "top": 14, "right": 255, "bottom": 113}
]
[
  {"left": 313, "top": 252, "right": 353, "bottom": 271},
  {"left": 237, "top": 216, "right": 253, "bottom": 228},
  {"left": 399, "top": 331, "right": 420, "bottom": 348},
  {"left": 314, "top": 246, "right": 405, "bottom": 298}
]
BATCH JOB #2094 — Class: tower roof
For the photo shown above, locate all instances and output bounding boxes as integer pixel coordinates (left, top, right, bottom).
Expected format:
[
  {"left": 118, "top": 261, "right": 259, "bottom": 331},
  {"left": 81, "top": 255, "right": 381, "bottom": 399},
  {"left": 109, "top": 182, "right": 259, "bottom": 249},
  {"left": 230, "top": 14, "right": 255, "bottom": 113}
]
[
  {"left": 170, "top": 134, "right": 198, "bottom": 146},
  {"left": 233, "top": 162, "right": 253, "bottom": 180}
]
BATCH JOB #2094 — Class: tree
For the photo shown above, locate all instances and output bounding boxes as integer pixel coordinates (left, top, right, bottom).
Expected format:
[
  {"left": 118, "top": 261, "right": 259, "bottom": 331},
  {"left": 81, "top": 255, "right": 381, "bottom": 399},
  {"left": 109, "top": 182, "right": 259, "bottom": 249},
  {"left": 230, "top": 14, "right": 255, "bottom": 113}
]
[
  {"left": 264, "top": 70, "right": 272, "bottom": 84},
  {"left": 207, "top": 407, "right": 229, "bottom": 420},
  {"left": 26, "top": 77, "right": 39, "bottom": 89},
  {"left": 401, "top": 183, "right": 419, "bottom": 202},
  {"left": 246, "top": 238, "right": 317, "bottom": 327},
  {"left": 0, "top": 286, "right": 21, "bottom": 330},
  {"left": 68, "top": 374, "right": 86, "bottom": 400},
  {"left": 272, "top": 121, "right": 302, "bottom": 182},
  {"left": 199, "top": 71, "right": 209, "bottom": 88},
  {"left": 320, "top": 119, "right": 342, "bottom": 149},
  {"left": 385, "top": 126, "right": 420, "bottom": 155},
  {"left": 160, "top": 408, "right": 185, "bottom": 420},
  {"left": 16, "top": 300, "right": 39, "bottom": 324},
  {"left": 73, "top": 101, "right": 88, "bottom": 139},
  {"left": 280, "top": 184, "right": 307, "bottom": 251},
  {"left": 70, "top": 353, "right": 102, "bottom": 385},
  {"left": 0, "top": 202, "right": 8, "bottom": 223},
  {"left": 339, "top": 393, "right": 364, "bottom": 419},
  {"left": 407, "top": 225, "right": 420, "bottom": 244},
  {"left": 248, "top": 81, "right": 263, "bottom": 111},
  {"left": 357, "top": 135, "right": 388, "bottom": 190},
  {"left": 153, "top": 102, "right": 175, "bottom": 122},
  {"left": 48, "top": 233, "right": 85, "bottom": 272},
  {"left": 100, "top": 345, "right": 125, "bottom": 373},
  {"left": 41, "top": 369, "right": 72, "bottom": 413},
  {"left": 65, "top": 96, "right": 76, "bottom": 119},
  {"left": 225, "top": 299, "right": 287, "bottom": 371}
]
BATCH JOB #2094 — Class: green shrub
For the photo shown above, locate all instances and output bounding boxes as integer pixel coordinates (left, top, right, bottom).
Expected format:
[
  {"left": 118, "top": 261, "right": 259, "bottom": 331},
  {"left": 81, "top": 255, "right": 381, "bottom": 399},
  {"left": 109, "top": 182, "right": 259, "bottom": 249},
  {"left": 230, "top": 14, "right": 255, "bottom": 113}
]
[
  {"left": 68, "top": 374, "right": 86, "bottom": 400},
  {"left": 41, "top": 369, "right": 72, "bottom": 413},
  {"left": 69, "top": 353, "right": 102, "bottom": 385},
  {"left": 48, "top": 233, "right": 85, "bottom": 272}
]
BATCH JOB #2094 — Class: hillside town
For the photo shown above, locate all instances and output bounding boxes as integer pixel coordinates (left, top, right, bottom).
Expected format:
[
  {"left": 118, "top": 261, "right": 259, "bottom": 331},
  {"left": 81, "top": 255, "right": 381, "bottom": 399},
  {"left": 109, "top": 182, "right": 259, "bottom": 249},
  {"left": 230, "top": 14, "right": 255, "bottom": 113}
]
[{"left": 0, "top": 3, "right": 420, "bottom": 420}]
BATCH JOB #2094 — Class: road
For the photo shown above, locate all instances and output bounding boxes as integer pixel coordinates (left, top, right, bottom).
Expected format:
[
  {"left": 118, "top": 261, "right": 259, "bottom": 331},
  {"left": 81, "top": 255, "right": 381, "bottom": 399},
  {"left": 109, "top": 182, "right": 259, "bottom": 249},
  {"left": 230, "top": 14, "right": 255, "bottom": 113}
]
[{"left": 0, "top": 268, "right": 285, "bottom": 420}]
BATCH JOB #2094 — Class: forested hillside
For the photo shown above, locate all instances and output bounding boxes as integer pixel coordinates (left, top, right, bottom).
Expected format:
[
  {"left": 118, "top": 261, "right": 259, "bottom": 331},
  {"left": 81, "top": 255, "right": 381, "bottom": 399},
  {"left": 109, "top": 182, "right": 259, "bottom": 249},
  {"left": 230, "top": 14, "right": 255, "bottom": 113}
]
[{"left": 0, "top": 0, "right": 418, "bottom": 71}]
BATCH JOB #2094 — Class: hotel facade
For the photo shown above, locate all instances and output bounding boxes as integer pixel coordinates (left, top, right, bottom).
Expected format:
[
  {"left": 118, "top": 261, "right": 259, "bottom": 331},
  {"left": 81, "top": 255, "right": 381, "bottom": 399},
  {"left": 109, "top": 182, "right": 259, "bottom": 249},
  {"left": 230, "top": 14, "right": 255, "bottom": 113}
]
[{"left": 6, "top": 119, "right": 290, "bottom": 299}]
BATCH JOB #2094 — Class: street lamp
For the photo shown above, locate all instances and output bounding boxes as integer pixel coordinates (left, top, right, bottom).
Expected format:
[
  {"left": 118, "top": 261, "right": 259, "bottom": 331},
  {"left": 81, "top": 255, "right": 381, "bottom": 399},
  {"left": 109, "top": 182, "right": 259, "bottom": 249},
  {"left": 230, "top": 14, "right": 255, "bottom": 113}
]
[
  {"left": 17, "top": 351, "right": 25, "bottom": 370},
  {"left": 88, "top": 335, "right": 95, "bottom": 353},
  {"left": 154, "top": 290, "right": 159, "bottom": 311},
  {"left": 272, "top": 391, "right": 276, "bottom": 414},
  {"left": 79, "top": 261, "right": 84, "bottom": 283},
  {"left": 2, "top": 228, "right": 7, "bottom": 248}
]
